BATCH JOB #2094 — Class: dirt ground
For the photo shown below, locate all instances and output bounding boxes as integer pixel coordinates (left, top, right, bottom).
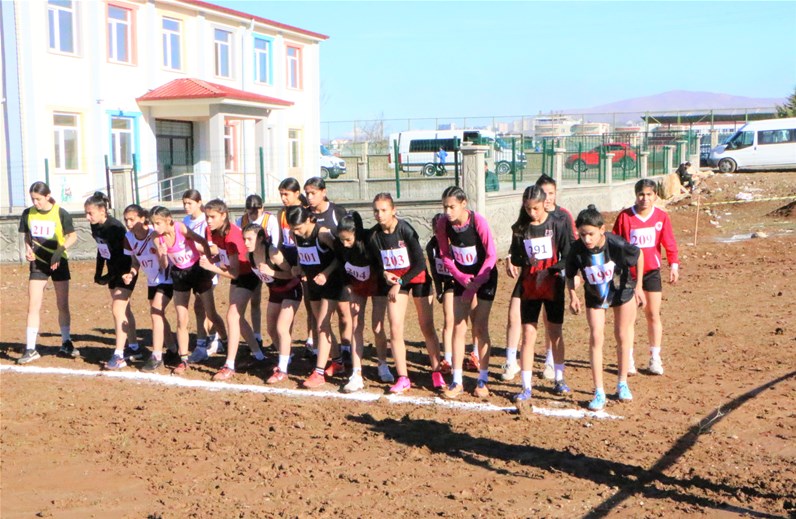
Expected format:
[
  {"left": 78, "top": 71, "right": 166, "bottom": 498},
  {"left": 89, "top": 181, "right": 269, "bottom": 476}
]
[{"left": 1, "top": 172, "right": 795, "bottom": 518}]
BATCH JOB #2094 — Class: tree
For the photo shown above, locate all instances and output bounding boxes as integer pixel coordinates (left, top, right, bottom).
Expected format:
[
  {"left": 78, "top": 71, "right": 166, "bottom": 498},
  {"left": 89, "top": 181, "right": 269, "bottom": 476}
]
[{"left": 775, "top": 86, "right": 796, "bottom": 118}]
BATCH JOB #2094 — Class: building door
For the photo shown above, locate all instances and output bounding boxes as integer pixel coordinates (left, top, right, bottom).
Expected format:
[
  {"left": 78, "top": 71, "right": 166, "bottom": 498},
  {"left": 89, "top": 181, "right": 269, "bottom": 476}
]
[{"left": 155, "top": 119, "right": 193, "bottom": 200}]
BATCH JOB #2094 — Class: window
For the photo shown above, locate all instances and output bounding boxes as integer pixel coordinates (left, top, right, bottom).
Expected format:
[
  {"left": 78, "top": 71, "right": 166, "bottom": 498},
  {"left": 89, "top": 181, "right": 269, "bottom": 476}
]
[
  {"left": 48, "top": 0, "right": 76, "bottom": 54},
  {"left": 108, "top": 4, "right": 132, "bottom": 63},
  {"left": 53, "top": 113, "right": 79, "bottom": 171},
  {"left": 162, "top": 17, "right": 181, "bottom": 70},
  {"left": 224, "top": 123, "right": 238, "bottom": 171},
  {"left": 726, "top": 131, "right": 754, "bottom": 150},
  {"left": 254, "top": 36, "right": 272, "bottom": 84},
  {"left": 214, "top": 29, "right": 232, "bottom": 78},
  {"left": 111, "top": 117, "right": 133, "bottom": 166},
  {"left": 759, "top": 129, "right": 796, "bottom": 145},
  {"left": 288, "top": 129, "right": 301, "bottom": 168},
  {"left": 286, "top": 46, "right": 301, "bottom": 89},
  {"left": 409, "top": 138, "right": 456, "bottom": 153}
]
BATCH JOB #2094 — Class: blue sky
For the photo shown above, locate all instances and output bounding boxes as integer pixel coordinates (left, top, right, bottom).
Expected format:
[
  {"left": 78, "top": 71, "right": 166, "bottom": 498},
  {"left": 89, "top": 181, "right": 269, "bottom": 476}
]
[{"left": 216, "top": 1, "right": 795, "bottom": 122}]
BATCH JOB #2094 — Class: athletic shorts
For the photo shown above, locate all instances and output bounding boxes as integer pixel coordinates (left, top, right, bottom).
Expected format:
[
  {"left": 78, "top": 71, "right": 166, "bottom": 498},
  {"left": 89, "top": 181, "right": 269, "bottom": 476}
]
[
  {"left": 438, "top": 277, "right": 455, "bottom": 295},
  {"left": 350, "top": 279, "right": 378, "bottom": 298},
  {"left": 231, "top": 272, "right": 261, "bottom": 292},
  {"left": 378, "top": 277, "right": 433, "bottom": 298},
  {"left": 268, "top": 283, "right": 302, "bottom": 305},
  {"left": 510, "top": 276, "right": 522, "bottom": 299},
  {"left": 171, "top": 262, "right": 215, "bottom": 294},
  {"left": 307, "top": 278, "right": 345, "bottom": 302},
  {"left": 338, "top": 282, "right": 352, "bottom": 302},
  {"left": 108, "top": 273, "right": 138, "bottom": 291},
  {"left": 521, "top": 299, "right": 565, "bottom": 325},
  {"left": 147, "top": 283, "right": 174, "bottom": 300},
  {"left": 453, "top": 268, "right": 498, "bottom": 302},
  {"left": 29, "top": 257, "right": 70, "bottom": 282},
  {"left": 642, "top": 269, "right": 662, "bottom": 293}
]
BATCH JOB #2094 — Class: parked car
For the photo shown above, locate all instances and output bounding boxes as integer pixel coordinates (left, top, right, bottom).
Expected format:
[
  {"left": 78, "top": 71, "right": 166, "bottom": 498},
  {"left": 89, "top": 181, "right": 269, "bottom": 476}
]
[
  {"left": 320, "top": 145, "right": 346, "bottom": 179},
  {"left": 565, "top": 143, "right": 637, "bottom": 173}
]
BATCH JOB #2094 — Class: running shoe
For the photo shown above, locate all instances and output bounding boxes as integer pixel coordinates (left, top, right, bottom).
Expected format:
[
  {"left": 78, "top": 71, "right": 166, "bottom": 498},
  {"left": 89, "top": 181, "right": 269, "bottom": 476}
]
[
  {"left": 501, "top": 362, "right": 520, "bottom": 381},
  {"left": 212, "top": 366, "right": 235, "bottom": 382},
  {"left": 163, "top": 347, "right": 180, "bottom": 366},
  {"left": 141, "top": 356, "right": 163, "bottom": 373},
  {"left": 105, "top": 354, "right": 127, "bottom": 370},
  {"left": 648, "top": 357, "right": 664, "bottom": 376},
  {"left": 205, "top": 337, "right": 219, "bottom": 356},
  {"left": 474, "top": 379, "right": 490, "bottom": 398},
  {"left": 17, "top": 349, "right": 41, "bottom": 365},
  {"left": 442, "top": 382, "right": 463, "bottom": 400},
  {"left": 302, "top": 371, "right": 326, "bottom": 389},
  {"left": 465, "top": 350, "right": 479, "bottom": 371},
  {"left": 514, "top": 388, "right": 533, "bottom": 402},
  {"left": 188, "top": 346, "right": 209, "bottom": 363},
  {"left": 431, "top": 371, "right": 446, "bottom": 390},
  {"left": 377, "top": 363, "right": 395, "bottom": 383},
  {"left": 553, "top": 379, "right": 572, "bottom": 395},
  {"left": 124, "top": 346, "right": 145, "bottom": 361},
  {"left": 616, "top": 382, "right": 633, "bottom": 402},
  {"left": 389, "top": 376, "right": 411, "bottom": 394},
  {"left": 343, "top": 373, "right": 365, "bottom": 393},
  {"left": 266, "top": 367, "right": 288, "bottom": 384},
  {"left": 58, "top": 340, "right": 79, "bottom": 358},
  {"left": 438, "top": 359, "right": 452, "bottom": 376},
  {"left": 172, "top": 360, "right": 189, "bottom": 375},
  {"left": 324, "top": 360, "right": 345, "bottom": 377},
  {"left": 588, "top": 389, "right": 606, "bottom": 411},
  {"left": 542, "top": 362, "right": 555, "bottom": 381}
]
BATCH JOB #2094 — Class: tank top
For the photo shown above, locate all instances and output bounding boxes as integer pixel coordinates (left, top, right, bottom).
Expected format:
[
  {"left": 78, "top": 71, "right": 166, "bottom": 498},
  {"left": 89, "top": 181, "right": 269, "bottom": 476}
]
[
  {"left": 160, "top": 224, "right": 199, "bottom": 270},
  {"left": 294, "top": 224, "right": 335, "bottom": 280},
  {"left": 444, "top": 211, "right": 487, "bottom": 276},
  {"left": 126, "top": 229, "right": 172, "bottom": 286}
]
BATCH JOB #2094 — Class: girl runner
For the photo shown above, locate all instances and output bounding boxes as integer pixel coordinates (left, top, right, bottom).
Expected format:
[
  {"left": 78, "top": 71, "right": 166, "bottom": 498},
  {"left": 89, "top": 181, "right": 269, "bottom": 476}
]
[
  {"left": 201, "top": 199, "right": 264, "bottom": 381},
  {"left": 508, "top": 186, "right": 572, "bottom": 402},
  {"left": 150, "top": 205, "right": 227, "bottom": 375},
  {"left": 612, "top": 178, "right": 679, "bottom": 375},
  {"left": 435, "top": 187, "right": 497, "bottom": 399},
  {"left": 368, "top": 193, "right": 444, "bottom": 394},
  {"left": 566, "top": 205, "right": 646, "bottom": 411},
  {"left": 182, "top": 190, "right": 218, "bottom": 360},
  {"left": 242, "top": 223, "right": 302, "bottom": 384},
  {"left": 84, "top": 192, "right": 140, "bottom": 369},
  {"left": 120, "top": 205, "right": 175, "bottom": 372},
  {"left": 426, "top": 213, "right": 454, "bottom": 375},
  {"left": 287, "top": 205, "right": 344, "bottom": 389},
  {"left": 18, "top": 181, "right": 77, "bottom": 364},
  {"left": 335, "top": 211, "right": 379, "bottom": 393}
]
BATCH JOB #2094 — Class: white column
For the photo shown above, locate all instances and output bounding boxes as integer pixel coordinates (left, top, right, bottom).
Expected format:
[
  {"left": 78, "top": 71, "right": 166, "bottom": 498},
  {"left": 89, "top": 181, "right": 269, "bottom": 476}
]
[
  {"left": 208, "top": 109, "right": 226, "bottom": 198},
  {"left": 640, "top": 151, "right": 649, "bottom": 178},
  {"left": 460, "top": 144, "right": 488, "bottom": 213},
  {"left": 604, "top": 153, "right": 615, "bottom": 185},
  {"left": 553, "top": 148, "right": 566, "bottom": 187}
]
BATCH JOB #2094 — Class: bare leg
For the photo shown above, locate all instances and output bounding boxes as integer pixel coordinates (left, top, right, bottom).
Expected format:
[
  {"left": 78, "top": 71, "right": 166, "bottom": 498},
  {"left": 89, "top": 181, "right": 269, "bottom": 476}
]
[
  {"left": 586, "top": 308, "right": 606, "bottom": 390},
  {"left": 413, "top": 294, "right": 441, "bottom": 371},
  {"left": 613, "top": 299, "right": 637, "bottom": 384},
  {"left": 386, "top": 293, "right": 410, "bottom": 377}
]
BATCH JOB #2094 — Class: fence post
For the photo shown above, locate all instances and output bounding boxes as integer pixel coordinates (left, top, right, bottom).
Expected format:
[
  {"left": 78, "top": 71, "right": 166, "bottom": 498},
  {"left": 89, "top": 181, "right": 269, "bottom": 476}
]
[
  {"left": 259, "top": 147, "right": 266, "bottom": 199},
  {"left": 663, "top": 145, "right": 674, "bottom": 174},
  {"left": 553, "top": 147, "right": 566, "bottom": 188},
  {"left": 640, "top": 151, "right": 649, "bottom": 178},
  {"left": 511, "top": 139, "right": 517, "bottom": 190},
  {"left": 104, "top": 155, "right": 113, "bottom": 208},
  {"left": 454, "top": 136, "right": 461, "bottom": 187},
  {"left": 460, "top": 144, "right": 488, "bottom": 213},
  {"left": 132, "top": 153, "right": 140, "bottom": 204},
  {"left": 44, "top": 158, "right": 50, "bottom": 187},
  {"left": 605, "top": 153, "right": 615, "bottom": 185},
  {"left": 393, "top": 140, "right": 401, "bottom": 199}
]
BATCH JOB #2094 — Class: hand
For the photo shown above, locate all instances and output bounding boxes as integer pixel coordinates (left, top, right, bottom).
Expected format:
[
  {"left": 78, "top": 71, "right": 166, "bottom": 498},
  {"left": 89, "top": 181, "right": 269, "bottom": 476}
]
[
  {"left": 25, "top": 246, "right": 35, "bottom": 262},
  {"left": 569, "top": 297, "right": 581, "bottom": 315},
  {"left": 506, "top": 262, "right": 519, "bottom": 279},
  {"left": 209, "top": 243, "right": 219, "bottom": 256},
  {"left": 388, "top": 283, "right": 400, "bottom": 303},
  {"left": 670, "top": 265, "right": 679, "bottom": 284},
  {"left": 314, "top": 272, "right": 328, "bottom": 286},
  {"left": 122, "top": 272, "right": 133, "bottom": 285},
  {"left": 157, "top": 241, "right": 168, "bottom": 256},
  {"left": 635, "top": 288, "right": 647, "bottom": 309},
  {"left": 384, "top": 272, "right": 400, "bottom": 286},
  {"left": 291, "top": 266, "right": 302, "bottom": 278},
  {"left": 94, "top": 273, "right": 110, "bottom": 286},
  {"left": 463, "top": 275, "right": 476, "bottom": 290},
  {"left": 259, "top": 263, "right": 275, "bottom": 277},
  {"left": 198, "top": 256, "right": 214, "bottom": 271}
]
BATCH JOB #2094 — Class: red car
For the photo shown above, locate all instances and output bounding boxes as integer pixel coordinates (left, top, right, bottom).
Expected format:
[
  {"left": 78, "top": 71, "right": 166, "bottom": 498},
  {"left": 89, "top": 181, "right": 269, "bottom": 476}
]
[{"left": 565, "top": 143, "right": 637, "bottom": 173}]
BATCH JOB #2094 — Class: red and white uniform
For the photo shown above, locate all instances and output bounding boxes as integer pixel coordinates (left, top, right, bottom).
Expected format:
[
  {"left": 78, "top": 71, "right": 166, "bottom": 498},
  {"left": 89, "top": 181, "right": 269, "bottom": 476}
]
[{"left": 612, "top": 206, "right": 679, "bottom": 277}]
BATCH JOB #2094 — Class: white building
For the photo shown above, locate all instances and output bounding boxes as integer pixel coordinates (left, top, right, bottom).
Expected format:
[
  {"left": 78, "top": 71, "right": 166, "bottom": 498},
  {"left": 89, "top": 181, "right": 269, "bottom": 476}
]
[{"left": 1, "top": 0, "right": 327, "bottom": 212}]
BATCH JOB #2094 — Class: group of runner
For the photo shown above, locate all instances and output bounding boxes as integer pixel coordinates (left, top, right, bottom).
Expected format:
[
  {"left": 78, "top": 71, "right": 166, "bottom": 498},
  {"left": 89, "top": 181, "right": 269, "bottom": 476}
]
[{"left": 18, "top": 174, "right": 678, "bottom": 410}]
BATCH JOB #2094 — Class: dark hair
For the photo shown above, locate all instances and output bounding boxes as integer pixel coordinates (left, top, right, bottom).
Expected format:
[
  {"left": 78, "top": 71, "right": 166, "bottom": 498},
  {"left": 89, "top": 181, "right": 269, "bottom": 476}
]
[
  {"left": 304, "top": 177, "right": 327, "bottom": 191},
  {"left": 441, "top": 186, "right": 467, "bottom": 202},
  {"left": 535, "top": 174, "right": 556, "bottom": 188},
  {"left": 337, "top": 211, "right": 368, "bottom": 255},
  {"left": 124, "top": 204, "right": 149, "bottom": 223},
  {"left": 278, "top": 177, "right": 301, "bottom": 192},
  {"left": 182, "top": 189, "right": 203, "bottom": 203},
  {"left": 575, "top": 204, "right": 604, "bottom": 228},
  {"left": 634, "top": 178, "right": 657, "bottom": 195},
  {"left": 373, "top": 192, "right": 394, "bottom": 208},
  {"left": 204, "top": 198, "right": 231, "bottom": 237},
  {"left": 511, "top": 185, "right": 547, "bottom": 234},
  {"left": 285, "top": 205, "right": 314, "bottom": 226},
  {"left": 85, "top": 191, "right": 110, "bottom": 211},
  {"left": 149, "top": 206, "right": 174, "bottom": 224},
  {"left": 243, "top": 223, "right": 266, "bottom": 248},
  {"left": 245, "top": 194, "right": 264, "bottom": 210},
  {"left": 29, "top": 181, "right": 55, "bottom": 204}
]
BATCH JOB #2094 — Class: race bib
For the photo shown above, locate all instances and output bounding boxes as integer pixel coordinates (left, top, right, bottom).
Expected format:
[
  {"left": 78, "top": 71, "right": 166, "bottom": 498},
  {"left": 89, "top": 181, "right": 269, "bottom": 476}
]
[
  {"left": 584, "top": 261, "right": 616, "bottom": 286},
  {"left": 297, "top": 246, "right": 321, "bottom": 265},
  {"left": 451, "top": 245, "right": 478, "bottom": 266},
  {"left": 380, "top": 247, "right": 410, "bottom": 270},
  {"left": 254, "top": 268, "right": 274, "bottom": 284},
  {"left": 524, "top": 236, "right": 553, "bottom": 260},
  {"left": 31, "top": 221, "right": 56, "bottom": 239},
  {"left": 97, "top": 242, "right": 111, "bottom": 260},
  {"left": 345, "top": 262, "right": 371, "bottom": 282},
  {"left": 281, "top": 227, "right": 294, "bottom": 247},
  {"left": 435, "top": 258, "right": 450, "bottom": 276},
  {"left": 170, "top": 249, "right": 194, "bottom": 267},
  {"left": 139, "top": 258, "right": 159, "bottom": 279},
  {"left": 629, "top": 227, "right": 656, "bottom": 249}
]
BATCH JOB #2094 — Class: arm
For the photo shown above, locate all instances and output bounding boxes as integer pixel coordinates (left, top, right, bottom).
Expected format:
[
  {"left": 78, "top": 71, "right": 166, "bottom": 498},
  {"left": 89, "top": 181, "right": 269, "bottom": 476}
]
[
  {"left": 314, "top": 231, "right": 339, "bottom": 285},
  {"left": 435, "top": 216, "right": 472, "bottom": 287},
  {"left": 50, "top": 209, "right": 76, "bottom": 268},
  {"left": 550, "top": 219, "right": 572, "bottom": 273},
  {"left": 425, "top": 239, "right": 444, "bottom": 297},
  {"left": 660, "top": 214, "right": 680, "bottom": 284},
  {"left": 565, "top": 246, "right": 581, "bottom": 314},
  {"left": 265, "top": 247, "right": 295, "bottom": 280},
  {"left": 182, "top": 223, "right": 213, "bottom": 260},
  {"left": 469, "top": 212, "right": 498, "bottom": 287},
  {"left": 399, "top": 230, "right": 427, "bottom": 286}
]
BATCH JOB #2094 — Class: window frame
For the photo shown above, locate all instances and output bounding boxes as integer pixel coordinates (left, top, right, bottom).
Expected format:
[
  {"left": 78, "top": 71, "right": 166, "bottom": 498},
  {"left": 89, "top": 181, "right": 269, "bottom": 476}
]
[
  {"left": 107, "top": 2, "right": 135, "bottom": 65},
  {"left": 53, "top": 112, "right": 80, "bottom": 172},
  {"left": 253, "top": 34, "right": 274, "bottom": 85},
  {"left": 161, "top": 16, "right": 182, "bottom": 71},
  {"left": 110, "top": 116, "right": 135, "bottom": 167},
  {"left": 224, "top": 122, "right": 239, "bottom": 172},
  {"left": 286, "top": 44, "right": 303, "bottom": 89},
  {"left": 47, "top": 0, "right": 78, "bottom": 55},
  {"left": 214, "top": 27, "right": 233, "bottom": 79},
  {"left": 288, "top": 129, "right": 301, "bottom": 168}
]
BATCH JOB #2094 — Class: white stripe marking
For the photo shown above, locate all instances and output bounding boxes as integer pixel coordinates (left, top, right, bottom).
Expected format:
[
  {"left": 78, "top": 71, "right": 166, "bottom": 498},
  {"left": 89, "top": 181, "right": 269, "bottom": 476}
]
[{"left": 0, "top": 365, "right": 622, "bottom": 420}]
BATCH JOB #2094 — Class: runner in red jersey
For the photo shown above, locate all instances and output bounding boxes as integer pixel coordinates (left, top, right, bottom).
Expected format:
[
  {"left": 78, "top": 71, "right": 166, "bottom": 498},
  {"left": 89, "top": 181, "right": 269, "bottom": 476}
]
[{"left": 612, "top": 178, "right": 679, "bottom": 375}]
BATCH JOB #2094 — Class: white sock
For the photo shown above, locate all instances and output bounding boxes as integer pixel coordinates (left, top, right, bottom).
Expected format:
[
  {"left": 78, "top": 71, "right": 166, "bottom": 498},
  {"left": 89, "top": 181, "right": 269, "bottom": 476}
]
[
  {"left": 128, "top": 342, "right": 139, "bottom": 351},
  {"left": 305, "top": 337, "right": 314, "bottom": 346},
  {"left": 650, "top": 346, "right": 661, "bottom": 360},
  {"left": 453, "top": 368, "right": 463, "bottom": 385},
  {"left": 253, "top": 350, "right": 265, "bottom": 361},
  {"left": 521, "top": 370, "right": 533, "bottom": 390},
  {"left": 444, "top": 351, "right": 452, "bottom": 363},
  {"left": 26, "top": 327, "right": 38, "bottom": 351},
  {"left": 60, "top": 326, "right": 71, "bottom": 342},
  {"left": 152, "top": 351, "right": 163, "bottom": 360},
  {"left": 554, "top": 363, "right": 565, "bottom": 382},
  {"left": 225, "top": 360, "right": 235, "bottom": 370},
  {"left": 478, "top": 369, "right": 489, "bottom": 383},
  {"left": 506, "top": 347, "right": 518, "bottom": 364},
  {"left": 278, "top": 354, "right": 290, "bottom": 372},
  {"left": 114, "top": 347, "right": 124, "bottom": 356},
  {"left": 351, "top": 367, "right": 362, "bottom": 377},
  {"left": 545, "top": 348, "right": 554, "bottom": 365}
]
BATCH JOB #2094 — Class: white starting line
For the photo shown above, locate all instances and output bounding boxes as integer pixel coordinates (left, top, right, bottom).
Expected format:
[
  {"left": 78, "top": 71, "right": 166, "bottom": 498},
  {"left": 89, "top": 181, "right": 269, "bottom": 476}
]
[{"left": 0, "top": 364, "right": 622, "bottom": 420}]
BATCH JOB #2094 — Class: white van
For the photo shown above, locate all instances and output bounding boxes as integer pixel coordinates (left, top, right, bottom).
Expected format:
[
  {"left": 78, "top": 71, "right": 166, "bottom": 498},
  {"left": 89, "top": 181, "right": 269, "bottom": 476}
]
[
  {"left": 708, "top": 117, "right": 796, "bottom": 172},
  {"left": 388, "top": 129, "right": 526, "bottom": 176},
  {"left": 320, "top": 144, "right": 346, "bottom": 179}
]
